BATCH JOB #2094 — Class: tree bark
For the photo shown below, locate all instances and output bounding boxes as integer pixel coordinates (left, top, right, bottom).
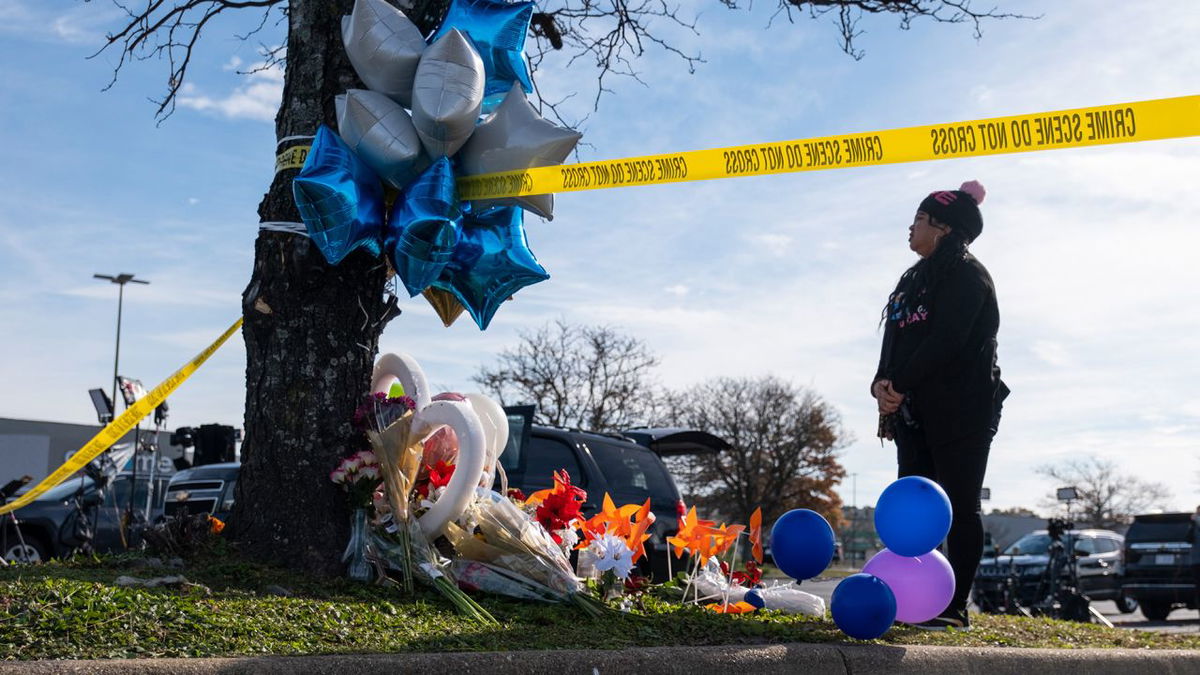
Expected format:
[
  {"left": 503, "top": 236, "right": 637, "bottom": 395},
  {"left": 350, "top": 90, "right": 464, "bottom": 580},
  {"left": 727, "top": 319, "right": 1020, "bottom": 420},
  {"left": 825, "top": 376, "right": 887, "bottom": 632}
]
[
  {"left": 231, "top": 0, "right": 387, "bottom": 576},
  {"left": 232, "top": 0, "right": 451, "bottom": 577}
]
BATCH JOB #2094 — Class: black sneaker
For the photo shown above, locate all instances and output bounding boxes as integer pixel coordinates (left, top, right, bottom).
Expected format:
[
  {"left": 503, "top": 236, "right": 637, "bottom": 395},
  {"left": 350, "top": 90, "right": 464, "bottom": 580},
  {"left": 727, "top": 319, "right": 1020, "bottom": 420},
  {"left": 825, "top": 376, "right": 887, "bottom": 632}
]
[{"left": 912, "top": 609, "right": 971, "bottom": 631}]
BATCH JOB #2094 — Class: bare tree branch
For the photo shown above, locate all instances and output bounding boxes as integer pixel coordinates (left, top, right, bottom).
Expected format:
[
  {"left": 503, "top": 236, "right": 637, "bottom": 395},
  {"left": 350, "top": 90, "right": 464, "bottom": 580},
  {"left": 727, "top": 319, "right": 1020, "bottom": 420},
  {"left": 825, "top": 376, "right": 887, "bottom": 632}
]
[
  {"left": 1036, "top": 457, "right": 1172, "bottom": 529},
  {"left": 88, "top": 0, "right": 286, "bottom": 122}
]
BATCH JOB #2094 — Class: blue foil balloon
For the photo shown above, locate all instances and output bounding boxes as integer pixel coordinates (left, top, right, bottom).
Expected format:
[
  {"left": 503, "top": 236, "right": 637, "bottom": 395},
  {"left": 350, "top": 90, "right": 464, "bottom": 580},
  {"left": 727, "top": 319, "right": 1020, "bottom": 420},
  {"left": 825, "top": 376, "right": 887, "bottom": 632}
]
[
  {"left": 431, "top": 0, "right": 534, "bottom": 112},
  {"left": 874, "top": 476, "right": 952, "bottom": 557},
  {"left": 831, "top": 574, "right": 897, "bottom": 640},
  {"left": 433, "top": 205, "right": 548, "bottom": 330},
  {"left": 387, "top": 157, "right": 462, "bottom": 296},
  {"left": 293, "top": 125, "right": 384, "bottom": 265},
  {"left": 769, "top": 509, "right": 836, "bottom": 581}
]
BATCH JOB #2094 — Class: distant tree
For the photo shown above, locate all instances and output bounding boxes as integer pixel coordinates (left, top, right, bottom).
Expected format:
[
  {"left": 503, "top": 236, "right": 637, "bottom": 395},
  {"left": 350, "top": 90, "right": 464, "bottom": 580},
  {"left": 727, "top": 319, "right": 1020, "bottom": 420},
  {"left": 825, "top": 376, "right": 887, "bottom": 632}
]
[
  {"left": 989, "top": 506, "right": 1039, "bottom": 517},
  {"left": 1037, "top": 458, "right": 1171, "bottom": 529},
  {"left": 473, "top": 320, "right": 661, "bottom": 432},
  {"left": 664, "top": 376, "right": 848, "bottom": 529}
]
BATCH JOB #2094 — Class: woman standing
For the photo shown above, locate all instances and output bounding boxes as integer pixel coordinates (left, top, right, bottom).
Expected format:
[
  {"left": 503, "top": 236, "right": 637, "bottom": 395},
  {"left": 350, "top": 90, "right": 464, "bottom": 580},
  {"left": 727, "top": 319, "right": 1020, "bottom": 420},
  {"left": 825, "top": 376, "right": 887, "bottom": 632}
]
[{"left": 872, "top": 180, "right": 1009, "bottom": 630}]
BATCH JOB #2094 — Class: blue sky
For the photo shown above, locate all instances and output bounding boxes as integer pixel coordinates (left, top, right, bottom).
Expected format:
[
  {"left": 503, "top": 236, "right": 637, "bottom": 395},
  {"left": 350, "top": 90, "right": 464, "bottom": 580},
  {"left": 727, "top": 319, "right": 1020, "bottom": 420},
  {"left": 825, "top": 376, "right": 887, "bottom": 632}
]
[{"left": 1, "top": 0, "right": 1198, "bottom": 514}]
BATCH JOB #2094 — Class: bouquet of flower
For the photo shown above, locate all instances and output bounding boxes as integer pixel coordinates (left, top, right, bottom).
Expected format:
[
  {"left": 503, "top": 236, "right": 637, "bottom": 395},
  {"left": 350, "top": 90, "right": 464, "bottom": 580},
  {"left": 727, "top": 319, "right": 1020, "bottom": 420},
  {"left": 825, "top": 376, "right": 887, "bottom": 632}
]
[
  {"left": 442, "top": 475, "right": 609, "bottom": 616},
  {"left": 340, "top": 391, "right": 496, "bottom": 624}
]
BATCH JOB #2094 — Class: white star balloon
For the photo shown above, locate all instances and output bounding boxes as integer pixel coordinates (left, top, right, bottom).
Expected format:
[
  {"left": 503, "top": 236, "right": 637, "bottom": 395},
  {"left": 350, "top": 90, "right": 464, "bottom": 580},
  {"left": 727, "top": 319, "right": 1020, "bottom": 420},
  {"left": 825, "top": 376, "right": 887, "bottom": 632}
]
[
  {"left": 459, "top": 83, "right": 582, "bottom": 220},
  {"left": 411, "top": 28, "right": 485, "bottom": 158},
  {"left": 342, "top": 0, "right": 426, "bottom": 108}
]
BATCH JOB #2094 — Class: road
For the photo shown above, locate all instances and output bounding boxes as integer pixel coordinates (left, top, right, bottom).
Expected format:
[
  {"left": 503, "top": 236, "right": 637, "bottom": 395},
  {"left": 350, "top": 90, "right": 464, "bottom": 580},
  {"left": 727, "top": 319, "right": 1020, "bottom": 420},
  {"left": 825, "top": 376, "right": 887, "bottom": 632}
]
[{"left": 797, "top": 576, "right": 1199, "bottom": 634}]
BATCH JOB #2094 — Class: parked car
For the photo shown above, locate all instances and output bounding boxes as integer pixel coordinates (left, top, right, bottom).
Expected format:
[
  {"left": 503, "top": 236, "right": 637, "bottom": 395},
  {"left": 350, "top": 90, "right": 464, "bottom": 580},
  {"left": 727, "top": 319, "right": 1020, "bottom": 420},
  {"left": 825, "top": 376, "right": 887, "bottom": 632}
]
[
  {"left": 1121, "top": 512, "right": 1196, "bottom": 621},
  {"left": 162, "top": 462, "right": 240, "bottom": 524},
  {"left": 2, "top": 468, "right": 173, "bottom": 562},
  {"left": 499, "top": 406, "right": 729, "bottom": 581},
  {"left": 973, "top": 528, "right": 1136, "bottom": 613}
]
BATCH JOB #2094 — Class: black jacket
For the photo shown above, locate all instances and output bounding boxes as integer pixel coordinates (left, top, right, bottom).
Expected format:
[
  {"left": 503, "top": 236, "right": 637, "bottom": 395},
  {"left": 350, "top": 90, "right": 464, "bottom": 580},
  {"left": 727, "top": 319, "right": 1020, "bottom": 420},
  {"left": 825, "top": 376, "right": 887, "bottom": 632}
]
[{"left": 875, "top": 253, "right": 1008, "bottom": 446}]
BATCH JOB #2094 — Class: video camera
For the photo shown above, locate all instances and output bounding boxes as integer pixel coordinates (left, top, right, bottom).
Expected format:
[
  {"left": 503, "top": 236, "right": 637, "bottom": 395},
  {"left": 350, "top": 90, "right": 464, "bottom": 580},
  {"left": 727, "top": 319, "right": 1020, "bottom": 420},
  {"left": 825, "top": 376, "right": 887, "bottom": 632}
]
[{"left": 1046, "top": 517, "right": 1074, "bottom": 542}]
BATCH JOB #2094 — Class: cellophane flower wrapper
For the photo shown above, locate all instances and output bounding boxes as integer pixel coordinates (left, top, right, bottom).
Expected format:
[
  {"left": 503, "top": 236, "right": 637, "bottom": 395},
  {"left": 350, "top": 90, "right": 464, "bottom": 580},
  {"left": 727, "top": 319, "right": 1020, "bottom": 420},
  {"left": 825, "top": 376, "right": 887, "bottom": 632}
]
[{"left": 445, "top": 490, "right": 585, "bottom": 601}]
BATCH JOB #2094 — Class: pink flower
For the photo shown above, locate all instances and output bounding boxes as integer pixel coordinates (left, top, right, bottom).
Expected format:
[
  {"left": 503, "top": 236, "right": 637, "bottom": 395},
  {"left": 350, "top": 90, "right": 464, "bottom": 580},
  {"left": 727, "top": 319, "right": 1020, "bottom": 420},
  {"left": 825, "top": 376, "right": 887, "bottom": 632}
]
[
  {"left": 342, "top": 456, "right": 363, "bottom": 472},
  {"left": 329, "top": 468, "right": 348, "bottom": 484},
  {"left": 359, "top": 465, "right": 380, "bottom": 481},
  {"left": 356, "top": 450, "right": 378, "bottom": 466}
]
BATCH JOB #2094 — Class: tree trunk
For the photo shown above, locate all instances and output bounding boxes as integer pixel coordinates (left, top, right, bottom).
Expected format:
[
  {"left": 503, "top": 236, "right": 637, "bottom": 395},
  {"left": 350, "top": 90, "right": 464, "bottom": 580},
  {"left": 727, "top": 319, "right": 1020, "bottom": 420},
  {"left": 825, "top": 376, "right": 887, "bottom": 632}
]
[
  {"left": 232, "top": 0, "right": 381, "bottom": 576},
  {"left": 231, "top": 0, "right": 451, "bottom": 575}
]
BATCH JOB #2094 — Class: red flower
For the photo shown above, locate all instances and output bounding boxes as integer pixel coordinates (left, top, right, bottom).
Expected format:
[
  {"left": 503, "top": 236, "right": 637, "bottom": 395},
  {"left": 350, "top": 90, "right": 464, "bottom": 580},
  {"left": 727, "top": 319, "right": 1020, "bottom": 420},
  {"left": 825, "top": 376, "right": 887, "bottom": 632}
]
[
  {"left": 731, "top": 560, "right": 763, "bottom": 587},
  {"left": 507, "top": 488, "right": 527, "bottom": 502},
  {"left": 624, "top": 574, "right": 650, "bottom": 594},
  {"left": 415, "top": 460, "right": 456, "bottom": 499},
  {"left": 528, "top": 470, "right": 586, "bottom": 538}
]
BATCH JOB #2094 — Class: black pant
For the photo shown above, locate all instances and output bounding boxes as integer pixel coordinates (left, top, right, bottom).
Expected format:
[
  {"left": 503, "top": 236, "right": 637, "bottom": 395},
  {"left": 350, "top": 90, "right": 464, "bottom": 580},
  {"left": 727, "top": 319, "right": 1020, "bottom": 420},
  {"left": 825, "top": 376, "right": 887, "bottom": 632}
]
[{"left": 894, "top": 418, "right": 996, "bottom": 615}]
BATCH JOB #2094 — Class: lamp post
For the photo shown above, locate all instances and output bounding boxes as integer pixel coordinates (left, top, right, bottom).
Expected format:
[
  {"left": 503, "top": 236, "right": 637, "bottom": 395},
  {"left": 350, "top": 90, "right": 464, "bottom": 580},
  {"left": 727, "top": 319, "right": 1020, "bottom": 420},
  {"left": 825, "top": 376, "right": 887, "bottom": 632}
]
[{"left": 93, "top": 273, "right": 149, "bottom": 414}]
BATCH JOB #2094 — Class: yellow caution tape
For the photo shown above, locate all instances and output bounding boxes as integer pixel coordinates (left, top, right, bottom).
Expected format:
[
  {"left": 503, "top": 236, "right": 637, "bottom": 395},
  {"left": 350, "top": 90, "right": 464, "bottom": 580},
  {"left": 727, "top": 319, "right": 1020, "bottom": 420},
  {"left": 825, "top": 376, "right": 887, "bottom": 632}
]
[
  {"left": 0, "top": 318, "right": 244, "bottom": 516},
  {"left": 457, "top": 95, "right": 1200, "bottom": 199},
  {"left": 275, "top": 145, "right": 310, "bottom": 174}
]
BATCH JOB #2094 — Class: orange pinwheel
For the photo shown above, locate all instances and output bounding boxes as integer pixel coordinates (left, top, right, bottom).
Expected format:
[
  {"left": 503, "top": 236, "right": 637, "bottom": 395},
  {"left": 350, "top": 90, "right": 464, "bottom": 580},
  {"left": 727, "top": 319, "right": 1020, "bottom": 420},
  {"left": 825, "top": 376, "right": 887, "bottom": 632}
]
[
  {"left": 705, "top": 601, "right": 758, "bottom": 614},
  {"left": 667, "top": 505, "right": 716, "bottom": 559},
  {"left": 624, "top": 499, "right": 656, "bottom": 563},
  {"left": 749, "top": 507, "right": 763, "bottom": 564}
]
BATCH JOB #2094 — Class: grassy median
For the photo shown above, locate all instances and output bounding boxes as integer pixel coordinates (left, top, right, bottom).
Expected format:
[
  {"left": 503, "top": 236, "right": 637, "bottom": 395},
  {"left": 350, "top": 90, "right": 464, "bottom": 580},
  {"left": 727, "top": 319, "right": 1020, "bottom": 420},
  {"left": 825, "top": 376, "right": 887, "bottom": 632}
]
[{"left": 1, "top": 550, "right": 1197, "bottom": 660}]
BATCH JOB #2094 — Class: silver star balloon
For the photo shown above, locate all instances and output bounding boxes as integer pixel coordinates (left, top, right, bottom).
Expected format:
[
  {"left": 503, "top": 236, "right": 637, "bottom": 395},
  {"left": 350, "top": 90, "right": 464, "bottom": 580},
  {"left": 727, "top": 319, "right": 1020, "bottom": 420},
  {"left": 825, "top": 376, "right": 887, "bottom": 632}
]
[
  {"left": 459, "top": 83, "right": 582, "bottom": 220},
  {"left": 342, "top": 0, "right": 426, "bottom": 108},
  {"left": 411, "top": 28, "right": 485, "bottom": 158},
  {"left": 338, "top": 89, "right": 430, "bottom": 190}
]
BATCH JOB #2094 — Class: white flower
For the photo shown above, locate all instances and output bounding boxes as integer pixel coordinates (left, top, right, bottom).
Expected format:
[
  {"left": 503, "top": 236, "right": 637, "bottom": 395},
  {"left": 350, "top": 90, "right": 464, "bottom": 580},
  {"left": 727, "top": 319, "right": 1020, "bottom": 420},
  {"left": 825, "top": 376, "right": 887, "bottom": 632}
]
[
  {"left": 358, "top": 466, "right": 380, "bottom": 480},
  {"left": 343, "top": 456, "right": 363, "bottom": 472},
  {"left": 556, "top": 527, "right": 580, "bottom": 552},
  {"left": 356, "top": 450, "right": 378, "bottom": 466},
  {"left": 591, "top": 533, "right": 634, "bottom": 579},
  {"left": 329, "top": 468, "right": 348, "bottom": 484}
]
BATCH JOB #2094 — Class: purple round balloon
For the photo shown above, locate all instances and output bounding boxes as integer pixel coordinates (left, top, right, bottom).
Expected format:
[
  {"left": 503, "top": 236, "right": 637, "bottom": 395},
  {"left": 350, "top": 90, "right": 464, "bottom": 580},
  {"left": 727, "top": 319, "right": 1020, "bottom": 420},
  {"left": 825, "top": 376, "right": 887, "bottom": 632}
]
[{"left": 861, "top": 548, "right": 955, "bottom": 624}]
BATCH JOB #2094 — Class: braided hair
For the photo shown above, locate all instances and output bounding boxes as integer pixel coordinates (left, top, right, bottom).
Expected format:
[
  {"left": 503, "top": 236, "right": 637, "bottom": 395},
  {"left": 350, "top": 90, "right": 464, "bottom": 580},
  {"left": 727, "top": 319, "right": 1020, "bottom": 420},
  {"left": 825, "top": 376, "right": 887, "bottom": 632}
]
[{"left": 881, "top": 223, "right": 970, "bottom": 326}]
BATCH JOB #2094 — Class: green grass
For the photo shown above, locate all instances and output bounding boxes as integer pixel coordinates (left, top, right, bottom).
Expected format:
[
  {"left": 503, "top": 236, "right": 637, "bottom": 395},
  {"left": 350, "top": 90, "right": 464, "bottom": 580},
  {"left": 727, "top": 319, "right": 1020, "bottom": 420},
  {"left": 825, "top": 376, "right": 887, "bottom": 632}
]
[{"left": 1, "top": 550, "right": 1197, "bottom": 660}]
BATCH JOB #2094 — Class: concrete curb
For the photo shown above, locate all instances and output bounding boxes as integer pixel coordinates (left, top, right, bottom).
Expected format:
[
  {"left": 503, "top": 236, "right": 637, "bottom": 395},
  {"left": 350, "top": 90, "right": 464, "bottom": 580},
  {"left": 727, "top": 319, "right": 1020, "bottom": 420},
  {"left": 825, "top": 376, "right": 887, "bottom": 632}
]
[{"left": 1, "top": 643, "right": 1197, "bottom": 674}]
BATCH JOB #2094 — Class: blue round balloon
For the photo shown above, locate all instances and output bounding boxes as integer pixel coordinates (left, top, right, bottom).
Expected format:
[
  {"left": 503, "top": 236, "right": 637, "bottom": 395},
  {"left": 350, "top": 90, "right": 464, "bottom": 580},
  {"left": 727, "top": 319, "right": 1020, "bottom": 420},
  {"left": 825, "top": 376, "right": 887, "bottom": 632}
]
[
  {"left": 874, "top": 476, "right": 952, "bottom": 557},
  {"left": 769, "top": 509, "right": 835, "bottom": 580},
  {"left": 831, "top": 573, "right": 897, "bottom": 640},
  {"left": 743, "top": 588, "right": 765, "bottom": 610}
]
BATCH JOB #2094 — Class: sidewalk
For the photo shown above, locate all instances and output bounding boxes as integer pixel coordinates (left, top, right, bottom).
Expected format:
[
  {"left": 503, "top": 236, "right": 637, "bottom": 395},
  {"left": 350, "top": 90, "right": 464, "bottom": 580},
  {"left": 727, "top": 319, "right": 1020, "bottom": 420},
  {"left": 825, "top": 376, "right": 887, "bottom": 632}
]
[{"left": 2, "top": 643, "right": 1197, "bottom": 674}]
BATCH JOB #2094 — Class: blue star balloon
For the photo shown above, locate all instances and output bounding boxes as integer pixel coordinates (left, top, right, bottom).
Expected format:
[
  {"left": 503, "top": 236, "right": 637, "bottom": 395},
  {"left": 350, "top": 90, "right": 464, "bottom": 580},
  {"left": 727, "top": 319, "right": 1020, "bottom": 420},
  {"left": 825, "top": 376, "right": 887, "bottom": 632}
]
[
  {"left": 431, "top": 0, "right": 534, "bottom": 113},
  {"left": 386, "top": 157, "right": 462, "bottom": 297},
  {"left": 293, "top": 125, "right": 384, "bottom": 265},
  {"left": 433, "top": 205, "right": 548, "bottom": 330}
]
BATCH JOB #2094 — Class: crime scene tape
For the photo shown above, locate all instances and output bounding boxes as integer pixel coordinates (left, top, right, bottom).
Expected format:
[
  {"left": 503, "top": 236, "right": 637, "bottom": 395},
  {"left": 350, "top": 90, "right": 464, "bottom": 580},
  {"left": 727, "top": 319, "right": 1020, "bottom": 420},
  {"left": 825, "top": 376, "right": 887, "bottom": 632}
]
[
  {"left": 0, "top": 318, "right": 244, "bottom": 516},
  {"left": 456, "top": 94, "right": 1199, "bottom": 199},
  {"left": 275, "top": 145, "right": 310, "bottom": 174}
]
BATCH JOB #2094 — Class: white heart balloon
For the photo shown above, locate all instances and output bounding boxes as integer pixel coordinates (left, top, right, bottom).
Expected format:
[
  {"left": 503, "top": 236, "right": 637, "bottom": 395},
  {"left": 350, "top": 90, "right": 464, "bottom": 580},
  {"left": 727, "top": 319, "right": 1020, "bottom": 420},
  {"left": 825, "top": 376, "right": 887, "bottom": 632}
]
[
  {"left": 411, "top": 399, "right": 486, "bottom": 538},
  {"left": 465, "top": 393, "right": 508, "bottom": 489},
  {"left": 370, "top": 352, "right": 431, "bottom": 409}
]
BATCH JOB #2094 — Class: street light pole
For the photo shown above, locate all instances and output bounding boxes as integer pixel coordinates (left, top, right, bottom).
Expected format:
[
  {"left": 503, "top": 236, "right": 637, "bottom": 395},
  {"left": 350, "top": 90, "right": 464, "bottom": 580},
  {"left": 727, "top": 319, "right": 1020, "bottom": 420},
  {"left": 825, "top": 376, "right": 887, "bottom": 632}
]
[{"left": 94, "top": 274, "right": 149, "bottom": 413}]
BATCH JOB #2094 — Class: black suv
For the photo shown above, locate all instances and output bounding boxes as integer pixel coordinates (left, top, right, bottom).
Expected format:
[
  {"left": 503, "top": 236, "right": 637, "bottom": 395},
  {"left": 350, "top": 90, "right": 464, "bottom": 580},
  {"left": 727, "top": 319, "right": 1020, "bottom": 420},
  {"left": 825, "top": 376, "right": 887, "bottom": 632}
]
[
  {"left": 500, "top": 406, "right": 728, "bottom": 580},
  {"left": 1122, "top": 512, "right": 1197, "bottom": 621},
  {"left": 162, "top": 462, "right": 240, "bottom": 524}
]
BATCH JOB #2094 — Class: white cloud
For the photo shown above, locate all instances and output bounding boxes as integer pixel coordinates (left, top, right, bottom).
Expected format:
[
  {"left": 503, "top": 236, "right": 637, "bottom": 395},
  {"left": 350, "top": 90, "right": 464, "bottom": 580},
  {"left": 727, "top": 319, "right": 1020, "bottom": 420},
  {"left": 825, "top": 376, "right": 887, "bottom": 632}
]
[
  {"left": 664, "top": 284, "right": 689, "bottom": 297},
  {"left": 178, "top": 63, "right": 283, "bottom": 122}
]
